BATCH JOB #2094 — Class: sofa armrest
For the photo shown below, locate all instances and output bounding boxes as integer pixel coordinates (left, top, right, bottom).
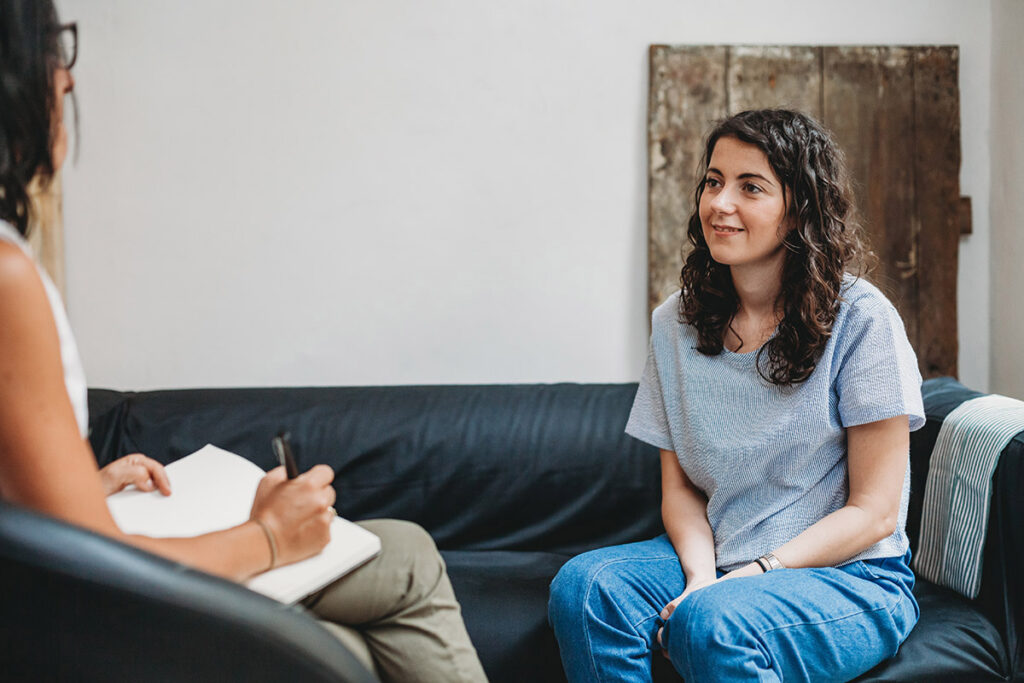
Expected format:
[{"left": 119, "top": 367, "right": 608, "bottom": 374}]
[
  {"left": 916, "top": 377, "right": 1024, "bottom": 680},
  {"left": 984, "top": 426, "right": 1024, "bottom": 679}
]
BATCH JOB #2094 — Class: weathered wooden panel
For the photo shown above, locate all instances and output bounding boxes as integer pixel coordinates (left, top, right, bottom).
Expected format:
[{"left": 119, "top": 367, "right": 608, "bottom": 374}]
[
  {"left": 647, "top": 44, "right": 962, "bottom": 379},
  {"left": 914, "top": 46, "right": 960, "bottom": 378},
  {"left": 824, "top": 46, "right": 918, "bottom": 351},
  {"left": 648, "top": 45, "right": 728, "bottom": 313},
  {"left": 729, "top": 46, "right": 822, "bottom": 117}
]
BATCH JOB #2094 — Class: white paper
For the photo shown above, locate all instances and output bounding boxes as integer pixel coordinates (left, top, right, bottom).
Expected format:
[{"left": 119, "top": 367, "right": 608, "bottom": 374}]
[{"left": 107, "top": 444, "right": 381, "bottom": 604}]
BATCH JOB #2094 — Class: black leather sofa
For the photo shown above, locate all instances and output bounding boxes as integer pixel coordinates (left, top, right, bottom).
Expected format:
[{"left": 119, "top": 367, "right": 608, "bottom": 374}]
[{"left": 2, "top": 377, "right": 1019, "bottom": 681}]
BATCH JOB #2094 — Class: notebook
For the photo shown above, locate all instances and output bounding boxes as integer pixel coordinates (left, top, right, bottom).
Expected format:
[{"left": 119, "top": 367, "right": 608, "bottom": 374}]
[{"left": 106, "top": 444, "right": 381, "bottom": 604}]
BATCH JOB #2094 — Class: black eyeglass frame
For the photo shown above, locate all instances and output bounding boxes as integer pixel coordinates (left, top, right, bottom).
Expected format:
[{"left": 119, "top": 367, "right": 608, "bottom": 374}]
[{"left": 57, "top": 22, "right": 77, "bottom": 70}]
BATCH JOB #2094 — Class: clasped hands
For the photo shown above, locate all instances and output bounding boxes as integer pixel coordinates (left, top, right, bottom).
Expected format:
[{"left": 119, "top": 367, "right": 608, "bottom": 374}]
[
  {"left": 656, "top": 562, "right": 764, "bottom": 657},
  {"left": 99, "top": 452, "right": 337, "bottom": 567}
]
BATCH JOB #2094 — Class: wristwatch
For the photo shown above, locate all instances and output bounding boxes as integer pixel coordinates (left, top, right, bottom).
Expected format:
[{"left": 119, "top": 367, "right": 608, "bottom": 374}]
[{"left": 756, "top": 552, "right": 785, "bottom": 573}]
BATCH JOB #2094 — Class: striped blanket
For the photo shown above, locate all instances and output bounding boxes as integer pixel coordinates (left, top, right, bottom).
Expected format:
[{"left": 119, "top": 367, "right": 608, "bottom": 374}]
[{"left": 913, "top": 394, "right": 1024, "bottom": 598}]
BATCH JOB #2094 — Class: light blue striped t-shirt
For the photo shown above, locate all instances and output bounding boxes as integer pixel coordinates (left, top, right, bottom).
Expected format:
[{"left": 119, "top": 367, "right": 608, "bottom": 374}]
[{"left": 626, "top": 275, "right": 925, "bottom": 572}]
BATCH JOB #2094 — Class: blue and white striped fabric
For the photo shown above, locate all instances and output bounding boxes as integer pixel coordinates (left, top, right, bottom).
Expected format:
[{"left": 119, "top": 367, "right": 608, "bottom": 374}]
[{"left": 913, "top": 394, "right": 1024, "bottom": 598}]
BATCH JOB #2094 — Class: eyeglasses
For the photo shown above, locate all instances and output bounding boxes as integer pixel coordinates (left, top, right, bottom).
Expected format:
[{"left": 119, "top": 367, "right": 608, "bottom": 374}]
[{"left": 57, "top": 22, "right": 77, "bottom": 70}]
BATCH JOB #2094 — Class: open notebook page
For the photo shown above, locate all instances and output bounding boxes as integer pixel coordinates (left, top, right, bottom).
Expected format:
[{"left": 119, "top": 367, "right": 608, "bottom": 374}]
[{"left": 107, "top": 444, "right": 380, "bottom": 604}]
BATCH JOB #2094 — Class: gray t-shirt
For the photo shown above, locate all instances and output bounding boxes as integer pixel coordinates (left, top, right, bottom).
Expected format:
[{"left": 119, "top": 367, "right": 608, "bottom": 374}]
[{"left": 626, "top": 275, "right": 925, "bottom": 572}]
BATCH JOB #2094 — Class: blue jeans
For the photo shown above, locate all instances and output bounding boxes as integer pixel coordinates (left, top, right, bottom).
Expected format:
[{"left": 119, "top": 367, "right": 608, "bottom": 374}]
[{"left": 548, "top": 535, "right": 919, "bottom": 682}]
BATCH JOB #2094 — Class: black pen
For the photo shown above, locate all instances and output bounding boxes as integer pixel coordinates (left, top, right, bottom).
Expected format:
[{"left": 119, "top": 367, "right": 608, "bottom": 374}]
[{"left": 271, "top": 432, "right": 300, "bottom": 479}]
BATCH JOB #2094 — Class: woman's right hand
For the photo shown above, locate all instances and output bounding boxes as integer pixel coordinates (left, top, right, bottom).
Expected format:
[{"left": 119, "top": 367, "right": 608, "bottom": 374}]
[
  {"left": 248, "top": 465, "right": 337, "bottom": 568},
  {"left": 657, "top": 576, "right": 718, "bottom": 654},
  {"left": 661, "top": 576, "right": 716, "bottom": 621}
]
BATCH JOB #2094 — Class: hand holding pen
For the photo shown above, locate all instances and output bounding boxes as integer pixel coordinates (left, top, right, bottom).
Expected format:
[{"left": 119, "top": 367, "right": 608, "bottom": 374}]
[
  {"left": 248, "top": 433, "right": 337, "bottom": 571},
  {"left": 272, "top": 432, "right": 338, "bottom": 517}
]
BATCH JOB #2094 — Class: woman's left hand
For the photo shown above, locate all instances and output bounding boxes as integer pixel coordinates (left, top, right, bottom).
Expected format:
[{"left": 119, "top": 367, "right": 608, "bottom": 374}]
[{"left": 99, "top": 453, "right": 172, "bottom": 497}]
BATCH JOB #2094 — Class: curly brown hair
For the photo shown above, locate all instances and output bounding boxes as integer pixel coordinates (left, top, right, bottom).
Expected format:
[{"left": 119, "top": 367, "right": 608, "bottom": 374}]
[{"left": 679, "top": 109, "right": 874, "bottom": 385}]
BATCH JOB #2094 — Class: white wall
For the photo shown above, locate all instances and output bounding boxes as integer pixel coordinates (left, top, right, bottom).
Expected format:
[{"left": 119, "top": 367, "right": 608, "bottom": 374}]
[
  {"left": 58, "top": 0, "right": 993, "bottom": 390},
  {"left": 990, "top": 0, "right": 1024, "bottom": 400}
]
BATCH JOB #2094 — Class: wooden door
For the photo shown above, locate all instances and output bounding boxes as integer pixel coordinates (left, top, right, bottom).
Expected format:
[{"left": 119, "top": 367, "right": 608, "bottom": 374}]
[{"left": 648, "top": 45, "right": 962, "bottom": 378}]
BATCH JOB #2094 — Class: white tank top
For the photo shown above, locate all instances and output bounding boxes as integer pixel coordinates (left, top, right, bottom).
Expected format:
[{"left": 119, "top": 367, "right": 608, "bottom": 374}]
[{"left": 0, "top": 221, "right": 89, "bottom": 437}]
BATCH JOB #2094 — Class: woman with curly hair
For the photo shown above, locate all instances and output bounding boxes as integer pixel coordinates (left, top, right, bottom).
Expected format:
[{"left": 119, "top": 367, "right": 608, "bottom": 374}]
[{"left": 549, "top": 109, "right": 923, "bottom": 682}]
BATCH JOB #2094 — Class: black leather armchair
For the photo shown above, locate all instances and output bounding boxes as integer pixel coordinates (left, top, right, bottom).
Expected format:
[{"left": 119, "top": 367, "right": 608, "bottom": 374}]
[{"left": 0, "top": 501, "right": 377, "bottom": 682}]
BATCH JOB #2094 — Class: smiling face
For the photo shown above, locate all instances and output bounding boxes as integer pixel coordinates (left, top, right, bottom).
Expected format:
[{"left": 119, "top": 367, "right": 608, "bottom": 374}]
[{"left": 698, "top": 135, "right": 791, "bottom": 278}]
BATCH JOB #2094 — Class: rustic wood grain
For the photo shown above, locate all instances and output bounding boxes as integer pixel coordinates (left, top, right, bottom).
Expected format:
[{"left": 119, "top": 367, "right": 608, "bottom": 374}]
[
  {"left": 823, "top": 46, "right": 919, "bottom": 351},
  {"left": 648, "top": 45, "right": 728, "bottom": 314},
  {"left": 913, "top": 46, "right": 960, "bottom": 378},
  {"left": 728, "top": 45, "right": 822, "bottom": 117}
]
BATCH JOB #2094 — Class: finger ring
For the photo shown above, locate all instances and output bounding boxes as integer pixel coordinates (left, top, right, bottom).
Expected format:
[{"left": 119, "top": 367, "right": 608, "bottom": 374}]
[{"left": 327, "top": 506, "right": 337, "bottom": 517}]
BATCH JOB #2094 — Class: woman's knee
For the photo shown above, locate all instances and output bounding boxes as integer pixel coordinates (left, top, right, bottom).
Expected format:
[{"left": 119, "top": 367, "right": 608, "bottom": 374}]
[
  {"left": 550, "top": 551, "right": 608, "bottom": 613},
  {"left": 359, "top": 519, "right": 445, "bottom": 600},
  {"left": 360, "top": 518, "right": 440, "bottom": 559},
  {"left": 549, "top": 549, "right": 639, "bottom": 630}
]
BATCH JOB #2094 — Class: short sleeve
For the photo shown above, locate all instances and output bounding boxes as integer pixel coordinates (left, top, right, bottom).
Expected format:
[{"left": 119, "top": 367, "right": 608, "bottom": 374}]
[
  {"left": 834, "top": 297, "right": 925, "bottom": 431},
  {"left": 625, "top": 339, "right": 675, "bottom": 451}
]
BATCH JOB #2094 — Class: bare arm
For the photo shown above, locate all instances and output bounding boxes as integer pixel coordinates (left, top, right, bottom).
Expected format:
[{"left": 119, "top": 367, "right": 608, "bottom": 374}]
[
  {"left": 660, "top": 449, "right": 716, "bottom": 590},
  {"left": 655, "top": 449, "right": 718, "bottom": 649},
  {"left": 0, "top": 243, "right": 333, "bottom": 582}
]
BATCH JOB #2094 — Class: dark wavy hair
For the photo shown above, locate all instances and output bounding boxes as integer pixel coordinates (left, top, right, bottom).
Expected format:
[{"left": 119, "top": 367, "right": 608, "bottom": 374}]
[
  {"left": 0, "top": 0, "right": 65, "bottom": 237},
  {"left": 679, "top": 109, "right": 873, "bottom": 386}
]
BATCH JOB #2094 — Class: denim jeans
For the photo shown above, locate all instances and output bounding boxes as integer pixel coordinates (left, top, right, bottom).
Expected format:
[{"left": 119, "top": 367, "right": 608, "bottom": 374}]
[{"left": 548, "top": 535, "right": 918, "bottom": 682}]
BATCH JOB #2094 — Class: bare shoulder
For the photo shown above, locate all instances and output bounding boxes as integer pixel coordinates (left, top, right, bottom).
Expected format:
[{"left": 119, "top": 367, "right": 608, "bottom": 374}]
[
  {"left": 0, "top": 239, "right": 35, "bottom": 276},
  {"left": 0, "top": 240, "right": 46, "bottom": 302},
  {"left": 0, "top": 240, "right": 99, "bottom": 516},
  {"left": 0, "top": 239, "right": 63, "bottom": 396}
]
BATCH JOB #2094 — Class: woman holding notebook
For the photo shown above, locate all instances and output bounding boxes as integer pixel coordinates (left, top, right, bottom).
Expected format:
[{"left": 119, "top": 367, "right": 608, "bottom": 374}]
[{"left": 0, "top": 3, "right": 485, "bottom": 681}]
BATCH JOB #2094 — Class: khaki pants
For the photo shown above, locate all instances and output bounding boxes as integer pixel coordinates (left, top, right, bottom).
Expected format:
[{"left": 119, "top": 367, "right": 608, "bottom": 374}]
[{"left": 304, "top": 519, "right": 487, "bottom": 683}]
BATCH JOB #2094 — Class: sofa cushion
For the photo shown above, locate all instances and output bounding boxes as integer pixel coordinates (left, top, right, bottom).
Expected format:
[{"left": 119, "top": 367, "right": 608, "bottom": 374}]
[
  {"left": 443, "top": 550, "right": 570, "bottom": 683},
  {"left": 855, "top": 579, "right": 1009, "bottom": 681}
]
